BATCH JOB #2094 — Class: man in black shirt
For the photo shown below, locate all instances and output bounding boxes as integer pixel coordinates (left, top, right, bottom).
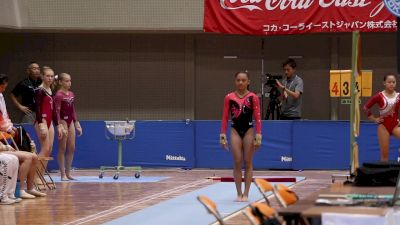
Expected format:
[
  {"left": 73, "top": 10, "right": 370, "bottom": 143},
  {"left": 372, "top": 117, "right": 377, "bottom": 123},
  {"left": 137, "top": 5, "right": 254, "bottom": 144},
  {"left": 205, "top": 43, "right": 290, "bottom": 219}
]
[{"left": 10, "top": 62, "right": 42, "bottom": 123}]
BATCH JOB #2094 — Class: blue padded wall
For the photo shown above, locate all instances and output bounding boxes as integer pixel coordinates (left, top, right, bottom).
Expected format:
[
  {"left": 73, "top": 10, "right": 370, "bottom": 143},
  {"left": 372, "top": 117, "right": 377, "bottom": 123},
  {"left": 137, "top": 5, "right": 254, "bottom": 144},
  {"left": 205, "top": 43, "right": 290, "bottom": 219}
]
[
  {"left": 21, "top": 120, "right": 398, "bottom": 171},
  {"left": 357, "top": 122, "right": 400, "bottom": 164},
  {"left": 194, "top": 121, "right": 292, "bottom": 169},
  {"left": 24, "top": 121, "right": 195, "bottom": 170},
  {"left": 253, "top": 121, "right": 293, "bottom": 169},
  {"left": 291, "top": 121, "right": 349, "bottom": 170}
]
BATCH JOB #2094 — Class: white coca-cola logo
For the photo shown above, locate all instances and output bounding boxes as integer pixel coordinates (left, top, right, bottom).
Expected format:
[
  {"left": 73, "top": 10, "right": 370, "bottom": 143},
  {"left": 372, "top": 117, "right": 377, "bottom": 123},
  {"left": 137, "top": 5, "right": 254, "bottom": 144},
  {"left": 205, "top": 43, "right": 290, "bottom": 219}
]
[{"left": 220, "top": 0, "right": 386, "bottom": 17}]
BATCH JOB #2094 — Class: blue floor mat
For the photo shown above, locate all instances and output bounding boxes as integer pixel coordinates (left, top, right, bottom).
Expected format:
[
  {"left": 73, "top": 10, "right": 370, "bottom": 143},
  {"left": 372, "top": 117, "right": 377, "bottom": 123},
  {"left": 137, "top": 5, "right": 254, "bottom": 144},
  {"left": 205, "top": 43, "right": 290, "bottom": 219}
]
[{"left": 103, "top": 177, "right": 305, "bottom": 225}]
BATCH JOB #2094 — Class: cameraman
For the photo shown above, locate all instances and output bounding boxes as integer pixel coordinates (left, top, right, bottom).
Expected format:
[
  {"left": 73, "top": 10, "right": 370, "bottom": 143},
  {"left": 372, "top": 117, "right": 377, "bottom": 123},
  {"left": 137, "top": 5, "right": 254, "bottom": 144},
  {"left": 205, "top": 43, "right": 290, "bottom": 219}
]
[{"left": 276, "top": 59, "right": 303, "bottom": 120}]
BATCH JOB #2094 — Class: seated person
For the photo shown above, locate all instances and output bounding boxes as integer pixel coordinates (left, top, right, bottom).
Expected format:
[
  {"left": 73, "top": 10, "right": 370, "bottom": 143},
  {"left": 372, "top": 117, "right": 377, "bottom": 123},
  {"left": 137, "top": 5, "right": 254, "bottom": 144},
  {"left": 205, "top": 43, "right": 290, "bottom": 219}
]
[{"left": 0, "top": 73, "right": 45, "bottom": 198}]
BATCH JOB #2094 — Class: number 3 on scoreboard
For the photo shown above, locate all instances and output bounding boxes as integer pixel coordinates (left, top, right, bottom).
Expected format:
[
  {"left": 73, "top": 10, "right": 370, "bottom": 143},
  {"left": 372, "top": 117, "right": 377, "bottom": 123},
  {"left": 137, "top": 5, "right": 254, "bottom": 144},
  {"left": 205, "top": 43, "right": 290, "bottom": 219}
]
[{"left": 342, "top": 81, "right": 349, "bottom": 96}]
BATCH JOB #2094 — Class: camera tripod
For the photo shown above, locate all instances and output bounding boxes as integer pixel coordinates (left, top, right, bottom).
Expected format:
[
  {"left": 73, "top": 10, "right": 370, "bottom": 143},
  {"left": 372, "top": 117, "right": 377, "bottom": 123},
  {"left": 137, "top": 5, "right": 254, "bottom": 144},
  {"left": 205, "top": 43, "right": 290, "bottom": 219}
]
[{"left": 265, "top": 85, "right": 281, "bottom": 120}]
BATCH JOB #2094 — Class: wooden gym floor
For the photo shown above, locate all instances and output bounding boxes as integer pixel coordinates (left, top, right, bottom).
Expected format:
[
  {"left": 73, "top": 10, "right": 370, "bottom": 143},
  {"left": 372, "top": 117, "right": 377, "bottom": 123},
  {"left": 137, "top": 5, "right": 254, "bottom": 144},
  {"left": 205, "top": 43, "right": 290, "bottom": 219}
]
[{"left": 0, "top": 169, "right": 340, "bottom": 225}]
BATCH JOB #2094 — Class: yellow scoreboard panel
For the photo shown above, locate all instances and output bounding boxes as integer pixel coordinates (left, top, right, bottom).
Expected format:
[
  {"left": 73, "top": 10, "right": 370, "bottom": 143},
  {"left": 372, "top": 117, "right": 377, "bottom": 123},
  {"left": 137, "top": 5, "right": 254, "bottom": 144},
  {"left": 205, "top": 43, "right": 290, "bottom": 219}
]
[{"left": 329, "top": 70, "right": 372, "bottom": 97}]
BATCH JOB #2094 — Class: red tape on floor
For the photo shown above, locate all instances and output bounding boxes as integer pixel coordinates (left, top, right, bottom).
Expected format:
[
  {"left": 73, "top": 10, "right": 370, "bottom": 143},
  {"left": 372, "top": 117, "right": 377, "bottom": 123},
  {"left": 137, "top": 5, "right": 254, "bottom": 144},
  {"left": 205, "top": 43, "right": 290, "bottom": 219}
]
[{"left": 209, "top": 177, "right": 297, "bottom": 182}]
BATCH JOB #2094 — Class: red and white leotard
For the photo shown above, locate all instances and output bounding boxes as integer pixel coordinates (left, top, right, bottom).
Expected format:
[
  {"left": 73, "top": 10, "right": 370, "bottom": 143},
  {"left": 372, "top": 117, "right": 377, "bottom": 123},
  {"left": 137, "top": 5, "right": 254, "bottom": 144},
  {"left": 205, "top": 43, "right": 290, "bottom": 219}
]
[
  {"left": 221, "top": 92, "right": 262, "bottom": 138},
  {"left": 54, "top": 90, "right": 78, "bottom": 128},
  {"left": 364, "top": 91, "right": 400, "bottom": 134},
  {"left": 35, "top": 87, "right": 57, "bottom": 128}
]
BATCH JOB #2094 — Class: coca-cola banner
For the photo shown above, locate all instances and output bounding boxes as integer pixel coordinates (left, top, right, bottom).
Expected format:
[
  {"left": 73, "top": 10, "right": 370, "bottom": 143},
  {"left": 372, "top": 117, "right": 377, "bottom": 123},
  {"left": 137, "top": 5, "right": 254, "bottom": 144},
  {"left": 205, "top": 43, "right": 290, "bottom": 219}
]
[{"left": 204, "top": 0, "right": 397, "bottom": 35}]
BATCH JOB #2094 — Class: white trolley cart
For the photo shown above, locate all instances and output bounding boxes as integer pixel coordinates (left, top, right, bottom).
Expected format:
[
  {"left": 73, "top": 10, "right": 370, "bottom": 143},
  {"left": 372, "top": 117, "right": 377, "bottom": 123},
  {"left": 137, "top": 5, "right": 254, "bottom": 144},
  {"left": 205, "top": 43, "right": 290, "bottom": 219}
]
[{"left": 99, "top": 120, "right": 141, "bottom": 179}]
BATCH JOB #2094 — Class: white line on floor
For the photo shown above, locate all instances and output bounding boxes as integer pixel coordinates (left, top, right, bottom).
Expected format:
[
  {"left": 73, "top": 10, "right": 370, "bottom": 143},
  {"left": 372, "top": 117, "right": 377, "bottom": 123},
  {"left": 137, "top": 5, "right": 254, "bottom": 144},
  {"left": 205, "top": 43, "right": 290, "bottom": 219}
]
[{"left": 64, "top": 179, "right": 211, "bottom": 225}]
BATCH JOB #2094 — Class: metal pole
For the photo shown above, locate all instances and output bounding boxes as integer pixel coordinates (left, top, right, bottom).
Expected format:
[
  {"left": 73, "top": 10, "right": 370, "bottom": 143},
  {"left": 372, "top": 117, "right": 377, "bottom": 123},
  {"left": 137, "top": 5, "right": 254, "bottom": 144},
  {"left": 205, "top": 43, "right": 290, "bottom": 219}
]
[
  {"left": 330, "top": 35, "right": 339, "bottom": 120},
  {"left": 350, "top": 31, "right": 359, "bottom": 173},
  {"left": 118, "top": 139, "right": 122, "bottom": 169},
  {"left": 261, "top": 38, "right": 265, "bottom": 118},
  {"left": 397, "top": 17, "right": 400, "bottom": 74}
]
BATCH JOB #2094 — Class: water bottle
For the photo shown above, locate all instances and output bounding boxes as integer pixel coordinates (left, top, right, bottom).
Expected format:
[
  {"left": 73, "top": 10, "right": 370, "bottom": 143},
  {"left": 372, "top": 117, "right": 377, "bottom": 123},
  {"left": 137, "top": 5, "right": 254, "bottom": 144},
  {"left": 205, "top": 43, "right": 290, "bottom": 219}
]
[
  {"left": 397, "top": 147, "right": 400, "bottom": 162},
  {"left": 15, "top": 181, "right": 20, "bottom": 198}
]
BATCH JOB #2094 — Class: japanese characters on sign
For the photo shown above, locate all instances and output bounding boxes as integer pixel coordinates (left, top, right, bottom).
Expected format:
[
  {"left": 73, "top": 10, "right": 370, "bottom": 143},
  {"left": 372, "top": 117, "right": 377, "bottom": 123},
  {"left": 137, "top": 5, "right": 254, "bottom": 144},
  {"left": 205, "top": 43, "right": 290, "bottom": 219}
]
[{"left": 204, "top": 0, "right": 397, "bottom": 35}]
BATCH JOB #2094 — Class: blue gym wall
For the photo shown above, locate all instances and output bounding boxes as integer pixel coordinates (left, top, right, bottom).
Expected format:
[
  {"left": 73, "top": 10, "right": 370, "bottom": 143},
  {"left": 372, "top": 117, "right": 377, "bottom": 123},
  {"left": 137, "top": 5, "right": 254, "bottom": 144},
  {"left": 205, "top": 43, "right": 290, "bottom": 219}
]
[{"left": 22, "top": 121, "right": 400, "bottom": 171}]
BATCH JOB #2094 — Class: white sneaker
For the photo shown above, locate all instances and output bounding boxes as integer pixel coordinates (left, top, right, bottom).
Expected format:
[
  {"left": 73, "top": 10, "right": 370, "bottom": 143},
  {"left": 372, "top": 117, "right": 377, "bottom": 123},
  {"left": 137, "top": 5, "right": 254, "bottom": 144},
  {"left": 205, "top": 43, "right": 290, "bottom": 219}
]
[
  {"left": 8, "top": 195, "right": 22, "bottom": 203},
  {"left": 11, "top": 197, "right": 22, "bottom": 203},
  {"left": 0, "top": 197, "right": 15, "bottom": 205},
  {"left": 26, "top": 189, "right": 46, "bottom": 197},
  {"left": 20, "top": 190, "right": 36, "bottom": 199}
]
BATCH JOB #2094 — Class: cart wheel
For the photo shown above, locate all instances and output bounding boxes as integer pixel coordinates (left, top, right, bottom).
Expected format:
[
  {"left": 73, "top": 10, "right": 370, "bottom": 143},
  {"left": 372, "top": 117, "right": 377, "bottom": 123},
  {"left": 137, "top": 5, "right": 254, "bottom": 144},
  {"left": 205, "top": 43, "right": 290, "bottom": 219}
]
[
  {"left": 99, "top": 173, "right": 104, "bottom": 179},
  {"left": 134, "top": 172, "right": 140, "bottom": 179},
  {"left": 113, "top": 174, "right": 119, "bottom": 180}
]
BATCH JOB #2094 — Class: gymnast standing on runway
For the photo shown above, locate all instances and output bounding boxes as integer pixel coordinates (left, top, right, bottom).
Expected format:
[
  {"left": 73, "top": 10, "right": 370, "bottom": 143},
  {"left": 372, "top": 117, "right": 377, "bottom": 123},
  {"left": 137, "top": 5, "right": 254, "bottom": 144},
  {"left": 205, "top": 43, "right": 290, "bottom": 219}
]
[
  {"left": 34, "top": 67, "right": 63, "bottom": 172},
  {"left": 220, "top": 71, "right": 262, "bottom": 202},
  {"left": 54, "top": 73, "right": 82, "bottom": 181},
  {"left": 364, "top": 74, "right": 400, "bottom": 161}
]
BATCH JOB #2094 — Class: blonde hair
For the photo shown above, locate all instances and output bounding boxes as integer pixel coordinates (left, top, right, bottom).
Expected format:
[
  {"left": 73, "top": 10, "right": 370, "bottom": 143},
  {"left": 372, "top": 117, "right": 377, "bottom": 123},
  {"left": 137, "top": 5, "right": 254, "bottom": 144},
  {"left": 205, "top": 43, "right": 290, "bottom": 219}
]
[
  {"left": 41, "top": 66, "right": 56, "bottom": 90},
  {"left": 55, "top": 73, "right": 70, "bottom": 91},
  {"left": 41, "top": 66, "right": 53, "bottom": 75}
]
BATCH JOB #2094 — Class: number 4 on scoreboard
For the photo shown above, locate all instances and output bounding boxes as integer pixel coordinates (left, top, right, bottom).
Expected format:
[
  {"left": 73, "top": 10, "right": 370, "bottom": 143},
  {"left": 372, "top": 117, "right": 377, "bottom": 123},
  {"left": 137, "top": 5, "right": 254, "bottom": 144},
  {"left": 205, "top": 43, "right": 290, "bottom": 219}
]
[
  {"left": 332, "top": 82, "right": 340, "bottom": 96},
  {"left": 329, "top": 71, "right": 341, "bottom": 97}
]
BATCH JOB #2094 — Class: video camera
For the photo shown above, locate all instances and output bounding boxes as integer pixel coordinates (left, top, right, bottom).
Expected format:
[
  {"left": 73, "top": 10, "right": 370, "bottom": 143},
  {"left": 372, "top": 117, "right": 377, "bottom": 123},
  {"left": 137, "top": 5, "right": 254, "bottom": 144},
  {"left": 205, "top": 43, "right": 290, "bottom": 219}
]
[{"left": 264, "top": 73, "right": 283, "bottom": 86}]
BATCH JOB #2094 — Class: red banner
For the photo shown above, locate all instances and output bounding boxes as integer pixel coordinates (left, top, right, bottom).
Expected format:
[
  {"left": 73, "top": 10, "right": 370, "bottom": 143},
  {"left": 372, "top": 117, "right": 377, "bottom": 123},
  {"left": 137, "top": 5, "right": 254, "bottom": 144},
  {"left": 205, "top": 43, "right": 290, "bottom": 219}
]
[{"left": 203, "top": 0, "right": 397, "bottom": 35}]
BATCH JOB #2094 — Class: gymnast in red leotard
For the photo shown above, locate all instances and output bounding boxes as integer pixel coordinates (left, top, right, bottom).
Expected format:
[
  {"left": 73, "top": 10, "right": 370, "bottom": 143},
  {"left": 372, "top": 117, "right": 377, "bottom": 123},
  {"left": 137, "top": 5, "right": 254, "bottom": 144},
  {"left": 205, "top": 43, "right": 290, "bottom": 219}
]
[
  {"left": 220, "top": 71, "right": 262, "bottom": 202},
  {"left": 34, "top": 67, "right": 63, "bottom": 172},
  {"left": 54, "top": 90, "right": 77, "bottom": 128},
  {"left": 54, "top": 73, "right": 82, "bottom": 181},
  {"left": 35, "top": 86, "right": 54, "bottom": 129},
  {"left": 364, "top": 74, "right": 400, "bottom": 161}
]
